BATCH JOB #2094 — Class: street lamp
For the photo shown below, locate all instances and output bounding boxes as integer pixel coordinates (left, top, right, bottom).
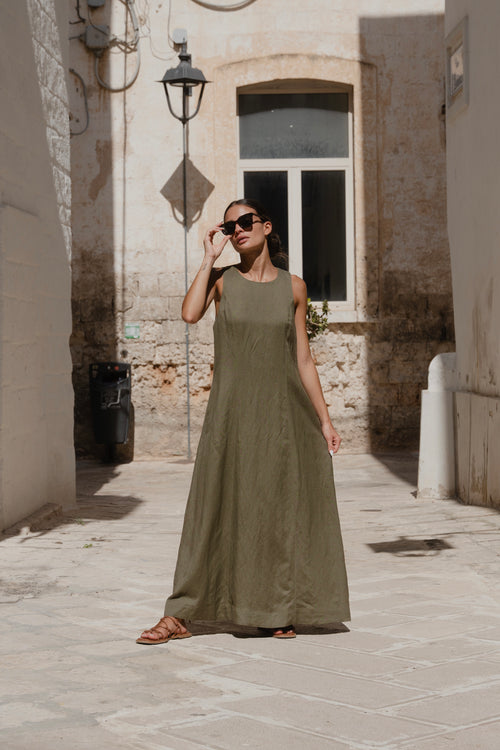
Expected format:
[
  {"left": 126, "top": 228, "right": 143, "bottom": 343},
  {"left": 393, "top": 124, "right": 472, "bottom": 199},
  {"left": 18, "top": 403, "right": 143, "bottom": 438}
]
[
  {"left": 160, "top": 45, "right": 207, "bottom": 125},
  {"left": 159, "top": 42, "right": 208, "bottom": 461}
]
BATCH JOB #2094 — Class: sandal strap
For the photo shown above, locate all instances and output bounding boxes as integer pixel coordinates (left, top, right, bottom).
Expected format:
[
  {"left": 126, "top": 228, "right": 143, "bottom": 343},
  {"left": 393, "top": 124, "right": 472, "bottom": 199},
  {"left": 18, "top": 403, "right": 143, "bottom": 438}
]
[{"left": 146, "top": 616, "right": 182, "bottom": 637}]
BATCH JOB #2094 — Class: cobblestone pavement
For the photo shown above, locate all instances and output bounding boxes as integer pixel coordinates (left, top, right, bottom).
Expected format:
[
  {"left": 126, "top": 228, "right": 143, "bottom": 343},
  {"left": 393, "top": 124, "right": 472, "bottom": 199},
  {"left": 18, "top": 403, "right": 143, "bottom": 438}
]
[{"left": 1, "top": 454, "right": 500, "bottom": 749}]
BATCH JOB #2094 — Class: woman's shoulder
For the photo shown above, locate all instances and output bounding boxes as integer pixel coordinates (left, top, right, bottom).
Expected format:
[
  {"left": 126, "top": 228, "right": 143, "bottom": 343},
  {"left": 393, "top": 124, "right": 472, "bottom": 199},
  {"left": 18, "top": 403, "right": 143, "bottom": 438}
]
[
  {"left": 214, "top": 264, "right": 239, "bottom": 278},
  {"left": 213, "top": 264, "right": 238, "bottom": 297},
  {"left": 290, "top": 273, "right": 307, "bottom": 299}
]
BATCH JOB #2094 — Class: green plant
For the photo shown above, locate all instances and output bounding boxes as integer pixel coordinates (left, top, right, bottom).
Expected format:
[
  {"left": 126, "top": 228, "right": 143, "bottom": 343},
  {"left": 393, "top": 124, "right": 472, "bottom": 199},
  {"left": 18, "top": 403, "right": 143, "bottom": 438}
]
[
  {"left": 306, "top": 298, "right": 329, "bottom": 340},
  {"left": 83, "top": 543, "right": 93, "bottom": 548}
]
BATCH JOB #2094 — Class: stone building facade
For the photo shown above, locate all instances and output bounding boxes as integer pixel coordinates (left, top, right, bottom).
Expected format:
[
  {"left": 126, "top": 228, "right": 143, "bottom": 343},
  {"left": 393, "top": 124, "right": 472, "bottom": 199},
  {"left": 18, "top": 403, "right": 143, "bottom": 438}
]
[
  {"left": 69, "top": 0, "right": 454, "bottom": 459},
  {"left": 0, "top": 0, "right": 75, "bottom": 531}
]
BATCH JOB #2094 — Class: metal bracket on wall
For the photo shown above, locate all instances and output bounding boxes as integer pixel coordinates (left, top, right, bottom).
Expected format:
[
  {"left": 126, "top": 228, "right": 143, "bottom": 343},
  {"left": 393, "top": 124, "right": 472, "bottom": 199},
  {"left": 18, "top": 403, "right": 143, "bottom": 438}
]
[{"left": 87, "top": 0, "right": 106, "bottom": 8}]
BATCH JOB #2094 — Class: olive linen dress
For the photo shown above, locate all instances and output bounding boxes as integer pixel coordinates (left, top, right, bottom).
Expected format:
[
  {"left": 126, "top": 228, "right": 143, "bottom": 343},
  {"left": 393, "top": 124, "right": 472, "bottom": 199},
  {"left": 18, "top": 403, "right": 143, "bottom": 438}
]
[{"left": 164, "top": 265, "right": 350, "bottom": 627}]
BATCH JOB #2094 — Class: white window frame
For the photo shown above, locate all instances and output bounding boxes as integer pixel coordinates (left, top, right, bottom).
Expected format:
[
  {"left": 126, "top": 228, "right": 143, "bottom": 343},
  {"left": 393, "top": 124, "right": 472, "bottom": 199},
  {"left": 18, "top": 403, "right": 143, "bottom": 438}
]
[{"left": 237, "top": 86, "right": 355, "bottom": 310}]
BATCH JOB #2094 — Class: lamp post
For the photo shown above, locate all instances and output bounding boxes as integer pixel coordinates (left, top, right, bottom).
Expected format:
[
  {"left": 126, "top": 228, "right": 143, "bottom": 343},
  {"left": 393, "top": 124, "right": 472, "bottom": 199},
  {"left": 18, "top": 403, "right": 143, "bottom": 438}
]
[{"left": 160, "top": 43, "right": 208, "bottom": 460}]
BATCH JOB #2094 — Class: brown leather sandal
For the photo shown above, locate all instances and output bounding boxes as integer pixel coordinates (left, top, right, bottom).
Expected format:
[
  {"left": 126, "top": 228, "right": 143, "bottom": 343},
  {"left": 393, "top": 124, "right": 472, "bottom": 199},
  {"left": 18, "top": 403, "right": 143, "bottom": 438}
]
[{"left": 136, "top": 616, "right": 192, "bottom": 645}]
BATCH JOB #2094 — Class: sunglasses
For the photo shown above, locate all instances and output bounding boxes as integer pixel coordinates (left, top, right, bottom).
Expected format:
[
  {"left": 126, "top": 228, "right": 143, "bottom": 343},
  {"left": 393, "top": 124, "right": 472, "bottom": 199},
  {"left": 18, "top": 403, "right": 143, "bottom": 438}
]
[{"left": 221, "top": 212, "right": 263, "bottom": 236}]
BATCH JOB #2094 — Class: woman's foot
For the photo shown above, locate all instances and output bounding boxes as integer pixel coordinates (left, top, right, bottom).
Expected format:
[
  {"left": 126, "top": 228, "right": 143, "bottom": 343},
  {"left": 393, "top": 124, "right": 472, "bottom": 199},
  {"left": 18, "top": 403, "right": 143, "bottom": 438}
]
[
  {"left": 272, "top": 625, "right": 296, "bottom": 638},
  {"left": 259, "top": 625, "right": 296, "bottom": 639},
  {"left": 136, "top": 615, "right": 192, "bottom": 645}
]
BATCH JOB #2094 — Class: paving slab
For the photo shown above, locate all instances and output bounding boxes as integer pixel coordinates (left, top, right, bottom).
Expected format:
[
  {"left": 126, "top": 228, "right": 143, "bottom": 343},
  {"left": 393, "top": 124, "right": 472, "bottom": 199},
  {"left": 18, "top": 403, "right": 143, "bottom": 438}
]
[
  {"left": 206, "top": 658, "right": 430, "bottom": 709},
  {"left": 392, "top": 681, "right": 500, "bottom": 726},
  {"left": 388, "top": 635, "right": 498, "bottom": 663},
  {"left": 1, "top": 453, "right": 500, "bottom": 749},
  {"left": 220, "top": 693, "right": 440, "bottom": 746},
  {"left": 0, "top": 725, "right": 145, "bottom": 750},
  {"left": 164, "top": 715, "right": 351, "bottom": 750},
  {"left": 402, "top": 719, "right": 500, "bottom": 750},
  {"left": 391, "top": 657, "right": 500, "bottom": 691},
  {"left": 469, "top": 625, "right": 500, "bottom": 642},
  {"left": 203, "top": 637, "right": 415, "bottom": 677}
]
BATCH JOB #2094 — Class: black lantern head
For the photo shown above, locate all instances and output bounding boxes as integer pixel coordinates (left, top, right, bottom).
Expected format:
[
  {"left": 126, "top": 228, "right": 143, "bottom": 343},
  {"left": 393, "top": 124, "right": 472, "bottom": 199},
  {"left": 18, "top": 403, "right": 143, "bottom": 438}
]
[
  {"left": 160, "top": 49, "right": 208, "bottom": 124},
  {"left": 161, "top": 50, "right": 207, "bottom": 88}
]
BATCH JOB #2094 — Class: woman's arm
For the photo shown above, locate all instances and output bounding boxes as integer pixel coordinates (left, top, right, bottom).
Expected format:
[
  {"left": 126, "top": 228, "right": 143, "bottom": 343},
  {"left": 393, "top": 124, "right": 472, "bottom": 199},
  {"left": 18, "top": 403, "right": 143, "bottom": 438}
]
[
  {"left": 292, "top": 275, "right": 341, "bottom": 454},
  {"left": 181, "top": 223, "right": 229, "bottom": 323}
]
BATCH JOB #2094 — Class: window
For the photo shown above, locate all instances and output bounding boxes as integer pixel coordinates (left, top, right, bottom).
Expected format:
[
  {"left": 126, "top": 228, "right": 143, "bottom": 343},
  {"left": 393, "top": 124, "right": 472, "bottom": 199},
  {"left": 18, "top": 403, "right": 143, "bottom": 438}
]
[{"left": 238, "top": 87, "right": 354, "bottom": 305}]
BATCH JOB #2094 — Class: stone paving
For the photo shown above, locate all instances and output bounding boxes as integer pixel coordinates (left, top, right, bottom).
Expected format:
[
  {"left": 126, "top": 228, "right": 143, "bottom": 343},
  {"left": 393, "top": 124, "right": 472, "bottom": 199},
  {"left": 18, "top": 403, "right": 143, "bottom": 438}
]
[{"left": 1, "top": 453, "right": 500, "bottom": 749}]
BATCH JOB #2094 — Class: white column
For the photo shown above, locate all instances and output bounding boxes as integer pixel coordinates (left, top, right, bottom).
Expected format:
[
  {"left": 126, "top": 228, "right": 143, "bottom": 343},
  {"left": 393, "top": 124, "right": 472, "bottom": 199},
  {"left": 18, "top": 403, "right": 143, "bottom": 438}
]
[{"left": 417, "top": 352, "right": 457, "bottom": 499}]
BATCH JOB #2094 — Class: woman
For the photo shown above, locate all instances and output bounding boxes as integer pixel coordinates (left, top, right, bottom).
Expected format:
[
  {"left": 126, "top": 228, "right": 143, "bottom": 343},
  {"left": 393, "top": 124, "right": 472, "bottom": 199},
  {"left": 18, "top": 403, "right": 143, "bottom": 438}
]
[{"left": 137, "top": 199, "right": 350, "bottom": 643}]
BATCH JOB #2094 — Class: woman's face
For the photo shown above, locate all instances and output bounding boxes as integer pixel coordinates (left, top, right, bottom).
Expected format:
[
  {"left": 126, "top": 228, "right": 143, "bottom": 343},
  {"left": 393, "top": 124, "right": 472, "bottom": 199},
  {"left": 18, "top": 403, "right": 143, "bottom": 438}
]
[{"left": 223, "top": 204, "right": 271, "bottom": 254}]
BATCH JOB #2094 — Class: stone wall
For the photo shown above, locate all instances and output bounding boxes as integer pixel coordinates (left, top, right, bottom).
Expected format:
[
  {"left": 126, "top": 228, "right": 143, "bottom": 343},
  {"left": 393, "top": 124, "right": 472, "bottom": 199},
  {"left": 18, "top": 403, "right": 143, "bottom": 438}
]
[
  {"left": 0, "top": 0, "right": 75, "bottom": 530},
  {"left": 69, "top": 0, "right": 454, "bottom": 459}
]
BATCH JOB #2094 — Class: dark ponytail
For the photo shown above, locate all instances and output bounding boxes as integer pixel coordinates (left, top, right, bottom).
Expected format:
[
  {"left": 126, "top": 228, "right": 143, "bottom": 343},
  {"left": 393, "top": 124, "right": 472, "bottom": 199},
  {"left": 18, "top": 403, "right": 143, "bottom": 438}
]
[{"left": 224, "top": 198, "right": 289, "bottom": 270}]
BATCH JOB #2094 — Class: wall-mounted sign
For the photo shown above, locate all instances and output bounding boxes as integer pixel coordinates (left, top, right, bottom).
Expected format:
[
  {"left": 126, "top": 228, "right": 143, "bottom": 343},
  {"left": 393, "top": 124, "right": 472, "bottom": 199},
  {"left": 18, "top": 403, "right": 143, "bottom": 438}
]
[
  {"left": 446, "top": 17, "right": 468, "bottom": 118},
  {"left": 450, "top": 43, "right": 464, "bottom": 99},
  {"left": 124, "top": 322, "right": 140, "bottom": 339}
]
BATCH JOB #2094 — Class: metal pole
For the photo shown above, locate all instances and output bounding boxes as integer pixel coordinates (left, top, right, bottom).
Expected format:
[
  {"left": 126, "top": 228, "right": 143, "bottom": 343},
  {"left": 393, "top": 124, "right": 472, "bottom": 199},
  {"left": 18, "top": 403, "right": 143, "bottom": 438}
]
[{"left": 182, "top": 116, "right": 192, "bottom": 461}]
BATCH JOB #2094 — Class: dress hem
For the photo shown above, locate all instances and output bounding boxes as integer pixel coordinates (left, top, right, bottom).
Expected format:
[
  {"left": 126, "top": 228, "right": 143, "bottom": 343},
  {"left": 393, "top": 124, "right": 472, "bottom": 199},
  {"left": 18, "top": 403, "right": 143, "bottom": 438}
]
[{"left": 164, "top": 605, "right": 351, "bottom": 629}]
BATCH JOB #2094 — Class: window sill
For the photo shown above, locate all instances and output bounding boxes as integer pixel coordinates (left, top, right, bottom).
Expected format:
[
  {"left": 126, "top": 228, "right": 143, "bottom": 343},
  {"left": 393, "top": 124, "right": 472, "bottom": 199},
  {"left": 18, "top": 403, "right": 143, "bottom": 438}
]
[{"left": 309, "top": 303, "right": 376, "bottom": 324}]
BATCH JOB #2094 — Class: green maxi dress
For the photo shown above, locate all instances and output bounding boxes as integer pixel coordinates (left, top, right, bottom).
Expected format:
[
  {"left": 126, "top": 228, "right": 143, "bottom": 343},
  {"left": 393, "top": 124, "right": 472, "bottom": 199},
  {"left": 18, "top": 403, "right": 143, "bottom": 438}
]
[{"left": 164, "top": 265, "right": 350, "bottom": 628}]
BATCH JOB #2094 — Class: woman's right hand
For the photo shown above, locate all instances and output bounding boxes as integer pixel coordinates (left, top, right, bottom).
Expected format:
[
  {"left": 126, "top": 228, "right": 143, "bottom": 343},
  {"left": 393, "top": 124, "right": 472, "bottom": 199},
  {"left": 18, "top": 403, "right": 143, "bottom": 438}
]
[{"left": 204, "top": 223, "right": 230, "bottom": 261}]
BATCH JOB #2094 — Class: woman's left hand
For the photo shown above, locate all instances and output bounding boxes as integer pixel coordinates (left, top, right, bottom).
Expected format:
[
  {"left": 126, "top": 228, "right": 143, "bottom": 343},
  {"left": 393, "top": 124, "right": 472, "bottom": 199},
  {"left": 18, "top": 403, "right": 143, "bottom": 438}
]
[{"left": 321, "top": 421, "right": 342, "bottom": 455}]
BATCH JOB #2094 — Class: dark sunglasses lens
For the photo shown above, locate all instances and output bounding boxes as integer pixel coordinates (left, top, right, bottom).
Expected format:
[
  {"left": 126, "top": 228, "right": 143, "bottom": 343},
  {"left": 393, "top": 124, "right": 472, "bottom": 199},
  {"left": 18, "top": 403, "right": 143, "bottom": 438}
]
[
  {"left": 221, "top": 221, "right": 235, "bottom": 236},
  {"left": 238, "top": 213, "right": 255, "bottom": 230}
]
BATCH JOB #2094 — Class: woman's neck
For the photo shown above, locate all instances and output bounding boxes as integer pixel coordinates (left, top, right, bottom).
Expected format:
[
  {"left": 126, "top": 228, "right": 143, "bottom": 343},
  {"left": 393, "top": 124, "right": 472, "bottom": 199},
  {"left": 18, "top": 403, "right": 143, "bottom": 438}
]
[{"left": 238, "top": 249, "right": 275, "bottom": 281}]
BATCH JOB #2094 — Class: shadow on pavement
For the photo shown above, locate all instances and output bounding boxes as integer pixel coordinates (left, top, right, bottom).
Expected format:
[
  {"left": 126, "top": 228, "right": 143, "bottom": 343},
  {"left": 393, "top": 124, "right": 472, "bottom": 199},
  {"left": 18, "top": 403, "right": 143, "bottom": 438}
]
[
  {"left": 186, "top": 621, "right": 350, "bottom": 638},
  {"left": 70, "top": 494, "right": 143, "bottom": 521},
  {"left": 0, "top": 494, "right": 144, "bottom": 542},
  {"left": 76, "top": 459, "right": 123, "bottom": 496},
  {"left": 0, "top": 460, "right": 144, "bottom": 541},
  {"left": 373, "top": 452, "right": 419, "bottom": 486},
  {"left": 367, "top": 536, "right": 454, "bottom": 557}
]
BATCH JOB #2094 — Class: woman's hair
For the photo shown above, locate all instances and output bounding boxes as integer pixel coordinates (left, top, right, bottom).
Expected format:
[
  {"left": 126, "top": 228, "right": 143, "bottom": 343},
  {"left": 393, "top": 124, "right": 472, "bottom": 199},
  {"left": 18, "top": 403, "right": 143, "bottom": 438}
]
[{"left": 224, "top": 198, "right": 289, "bottom": 270}]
